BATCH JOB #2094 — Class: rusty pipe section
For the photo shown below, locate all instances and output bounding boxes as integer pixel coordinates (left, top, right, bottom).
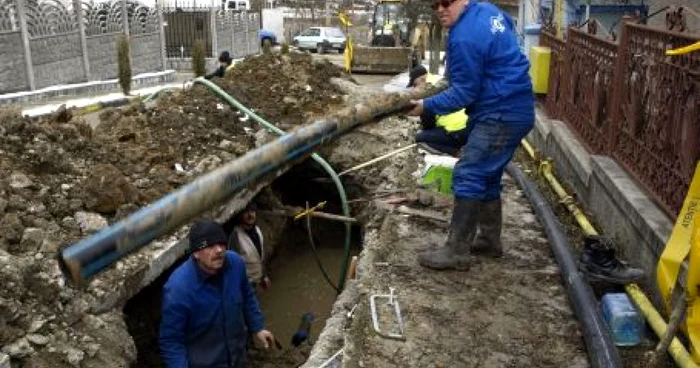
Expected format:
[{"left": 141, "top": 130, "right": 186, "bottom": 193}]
[{"left": 59, "top": 82, "right": 444, "bottom": 285}]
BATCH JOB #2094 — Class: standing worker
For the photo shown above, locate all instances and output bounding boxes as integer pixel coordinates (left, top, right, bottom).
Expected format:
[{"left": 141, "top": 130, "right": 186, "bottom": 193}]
[
  {"left": 408, "top": 65, "right": 469, "bottom": 157},
  {"left": 229, "top": 203, "right": 272, "bottom": 291},
  {"left": 407, "top": 0, "right": 535, "bottom": 270},
  {"left": 159, "top": 219, "right": 275, "bottom": 368}
]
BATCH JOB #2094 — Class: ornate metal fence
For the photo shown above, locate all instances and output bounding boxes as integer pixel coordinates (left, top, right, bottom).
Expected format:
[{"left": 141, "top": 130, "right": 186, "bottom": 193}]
[
  {"left": 561, "top": 27, "right": 618, "bottom": 154},
  {"left": 540, "top": 31, "right": 566, "bottom": 119},
  {"left": 610, "top": 22, "right": 700, "bottom": 216},
  {"left": 542, "top": 21, "right": 700, "bottom": 216},
  {"left": 162, "top": 7, "right": 260, "bottom": 59}
]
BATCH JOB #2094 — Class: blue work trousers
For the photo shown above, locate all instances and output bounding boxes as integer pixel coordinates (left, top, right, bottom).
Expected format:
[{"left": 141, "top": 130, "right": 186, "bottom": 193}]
[
  {"left": 415, "top": 127, "right": 469, "bottom": 156},
  {"left": 452, "top": 117, "right": 533, "bottom": 200}
]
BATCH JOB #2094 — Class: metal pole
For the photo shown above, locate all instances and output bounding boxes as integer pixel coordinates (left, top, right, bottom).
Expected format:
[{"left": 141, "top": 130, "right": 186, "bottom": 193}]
[{"left": 58, "top": 80, "right": 445, "bottom": 285}]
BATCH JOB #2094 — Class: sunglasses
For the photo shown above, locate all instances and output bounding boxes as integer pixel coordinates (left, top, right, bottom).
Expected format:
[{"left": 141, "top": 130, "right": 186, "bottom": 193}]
[{"left": 432, "top": 0, "right": 456, "bottom": 10}]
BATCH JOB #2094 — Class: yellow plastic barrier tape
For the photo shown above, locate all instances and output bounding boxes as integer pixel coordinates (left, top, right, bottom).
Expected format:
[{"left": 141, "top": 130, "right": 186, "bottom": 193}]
[{"left": 658, "top": 162, "right": 700, "bottom": 361}]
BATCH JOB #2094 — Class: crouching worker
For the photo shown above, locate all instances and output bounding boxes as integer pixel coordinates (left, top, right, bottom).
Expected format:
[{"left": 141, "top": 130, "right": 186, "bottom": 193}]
[
  {"left": 205, "top": 51, "right": 233, "bottom": 80},
  {"left": 408, "top": 65, "right": 469, "bottom": 157},
  {"left": 159, "top": 219, "right": 275, "bottom": 368}
]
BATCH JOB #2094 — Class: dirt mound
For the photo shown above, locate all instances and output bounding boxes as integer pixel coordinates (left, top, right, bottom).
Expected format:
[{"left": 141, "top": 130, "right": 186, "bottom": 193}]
[
  {"left": 220, "top": 52, "right": 348, "bottom": 127},
  {"left": 0, "top": 51, "right": 350, "bottom": 367}
]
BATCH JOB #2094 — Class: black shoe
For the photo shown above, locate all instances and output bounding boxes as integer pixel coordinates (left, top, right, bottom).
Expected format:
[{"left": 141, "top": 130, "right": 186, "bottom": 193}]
[
  {"left": 579, "top": 235, "right": 645, "bottom": 285},
  {"left": 418, "top": 198, "right": 478, "bottom": 271},
  {"left": 417, "top": 142, "right": 447, "bottom": 156},
  {"left": 472, "top": 199, "right": 504, "bottom": 258}
]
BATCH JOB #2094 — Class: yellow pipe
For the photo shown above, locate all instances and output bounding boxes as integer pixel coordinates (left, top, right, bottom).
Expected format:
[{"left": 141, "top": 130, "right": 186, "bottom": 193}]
[
  {"left": 521, "top": 139, "right": 537, "bottom": 160},
  {"left": 667, "top": 41, "right": 700, "bottom": 56},
  {"left": 626, "top": 284, "right": 698, "bottom": 368},
  {"left": 539, "top": 161, "right": 599, "bottom": 236},
  {"left": 520, "top": 139, "right": 699, "bottom": 368}
]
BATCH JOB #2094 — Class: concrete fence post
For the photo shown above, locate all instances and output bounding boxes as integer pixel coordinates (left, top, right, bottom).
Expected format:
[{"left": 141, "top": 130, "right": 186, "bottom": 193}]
[
  {"left": 16, "top": 0, "right": 35, "bottom": 90},
  {"left": 245, "top": 12, "right": 250, "bottom": 55},
  {"left": 230, "top": 11, "right": 235, "bottom": 56},
  {"left": 74, "top": 0, "right": 91, "bottom": 81},
  {"left": 231, "top": 12, "right": 237, "bottom": 58},
  {"left": 157, "top": 2, "right": 167, "bottom": 70},
  {"left": 210, "top": 8, "right": 217, "bottom": 57},
  {"left": 122, "top": 0, "right": 129, "bottom": 36}
]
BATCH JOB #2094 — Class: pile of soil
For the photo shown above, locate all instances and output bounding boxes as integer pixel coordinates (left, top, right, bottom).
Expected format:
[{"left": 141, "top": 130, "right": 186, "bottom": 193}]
[
  {"left": 0, "top": 51, "right": 349, "bottom": 367},
  {"left": 221, "top": 52, "right": 348, "bottom": 127}
]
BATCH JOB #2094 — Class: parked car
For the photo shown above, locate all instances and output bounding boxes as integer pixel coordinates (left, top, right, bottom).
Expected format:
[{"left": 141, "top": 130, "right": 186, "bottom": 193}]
[{"left": 293, "top": 27, "right": 346, "bottom": 53}]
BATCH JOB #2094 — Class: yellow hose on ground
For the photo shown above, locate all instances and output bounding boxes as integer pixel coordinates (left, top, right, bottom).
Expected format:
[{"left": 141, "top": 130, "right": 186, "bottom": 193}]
[{"left": 519, "top": 139, "right": 699, "bottom": 368}]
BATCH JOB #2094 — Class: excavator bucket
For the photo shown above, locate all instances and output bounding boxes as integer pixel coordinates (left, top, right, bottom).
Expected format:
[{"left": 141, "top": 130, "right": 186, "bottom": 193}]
[{"left": 351, "top": 46, "right": 412, "bottom": 74}]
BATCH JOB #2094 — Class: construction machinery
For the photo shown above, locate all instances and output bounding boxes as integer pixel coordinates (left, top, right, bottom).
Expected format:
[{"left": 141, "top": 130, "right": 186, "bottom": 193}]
[{"left": 349, "top": 0, "right": 422, "bottom": 74}]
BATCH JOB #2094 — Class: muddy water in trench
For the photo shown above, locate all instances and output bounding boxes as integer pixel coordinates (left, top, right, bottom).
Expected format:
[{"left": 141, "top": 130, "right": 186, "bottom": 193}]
[{"left": 257, "top": 220, "right": 359, "bottom": 349}]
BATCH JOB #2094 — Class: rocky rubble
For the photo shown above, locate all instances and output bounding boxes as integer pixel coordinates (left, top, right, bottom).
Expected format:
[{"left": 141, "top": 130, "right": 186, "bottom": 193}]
[{"left": 0, "top": 51, "right": 349, "bottom": 367}]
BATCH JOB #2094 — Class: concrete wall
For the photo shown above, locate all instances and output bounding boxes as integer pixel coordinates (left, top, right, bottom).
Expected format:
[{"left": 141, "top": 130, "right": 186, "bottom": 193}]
[
  {"left": 131, "top": 32, "right": 165, "bottom": 75},
  {"left": 232, "top": 13, "right": 248, "bottom": 59},
  {"left": 166, "top": 57, "right": 218, "bottom": 72},
  {"left": 0, "top": 0, "right": 166, "bottom": 95},
  {"left": 216, "top": 12, "right": 234, "bottom": 56},
  {"left": 0, "top": 32, "right": 29, "bottom": 93},
  {"left": 31, "top": 32, "right": 85, "bottom": 89},
  {"left": 247, "top": 13, "right": 260, "bottom": 55},
  {"left": 87, "top": 34, "right": 121, "bottom": 80},
  {"left": 527, "top": 109, "right": 673, "bottom": 300}
]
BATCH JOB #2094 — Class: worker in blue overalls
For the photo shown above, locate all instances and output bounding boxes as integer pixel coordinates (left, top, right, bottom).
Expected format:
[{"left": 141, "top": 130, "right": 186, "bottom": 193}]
[{"left": 407, "top": 0, "right": 535, "bottom": 270}]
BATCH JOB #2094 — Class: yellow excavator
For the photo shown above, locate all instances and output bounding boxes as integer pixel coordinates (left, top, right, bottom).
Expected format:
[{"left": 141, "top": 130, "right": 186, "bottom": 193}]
[{"left": 349, "top": 0, "right": 426, "bottom": 74}]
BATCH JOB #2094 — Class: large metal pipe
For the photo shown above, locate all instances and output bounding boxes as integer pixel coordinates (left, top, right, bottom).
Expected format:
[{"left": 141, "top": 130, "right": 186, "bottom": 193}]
[{"left": 59, "top": 82, "right": 443, "bottom": 285}]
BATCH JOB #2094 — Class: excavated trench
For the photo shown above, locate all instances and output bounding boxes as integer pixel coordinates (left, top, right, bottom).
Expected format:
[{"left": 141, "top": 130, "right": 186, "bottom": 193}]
[{"left": 122, "top": 159, "right": 367, "bottom": 368}]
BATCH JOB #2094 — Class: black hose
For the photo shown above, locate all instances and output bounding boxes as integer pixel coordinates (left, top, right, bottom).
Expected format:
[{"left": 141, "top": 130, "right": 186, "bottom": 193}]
[
  {"left": 305, "top": 212, "right": 341, "bottom": 294},
  {"left": 506, "top": 163, "right": 622, "bottom": 368}
]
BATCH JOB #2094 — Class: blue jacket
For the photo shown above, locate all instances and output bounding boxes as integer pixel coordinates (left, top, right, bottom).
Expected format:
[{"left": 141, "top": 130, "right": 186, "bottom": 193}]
[
  {"left": 159, "top": 251, "right": 265, "bottom": 368},
  {"left": 424, "top": 2, "right": 534, "bottom": 123}
]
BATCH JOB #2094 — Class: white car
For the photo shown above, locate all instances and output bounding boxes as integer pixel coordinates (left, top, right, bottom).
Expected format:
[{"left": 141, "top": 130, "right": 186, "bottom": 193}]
[{"left": 293, "top": 27, "right": 347, "bottom": 54}]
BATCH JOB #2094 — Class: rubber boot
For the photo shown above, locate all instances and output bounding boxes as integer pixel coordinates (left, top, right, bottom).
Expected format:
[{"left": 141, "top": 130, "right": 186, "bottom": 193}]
[
  {"left": 472, "top": 198, "right": 504, "bottom": 258},
  {"left": 579, "top": 235, "right": 645, "bottom": 284},
  {"left": 418, "top": 198, "right": 478, "bottom": 270}
]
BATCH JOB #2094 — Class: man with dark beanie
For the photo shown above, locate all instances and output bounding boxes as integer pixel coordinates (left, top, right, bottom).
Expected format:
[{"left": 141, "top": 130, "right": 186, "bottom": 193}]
[
  {"left": 205, "top": 51, "right": 233, "bottom": 80},
  {"left": 159, "top": 219, "right": 275, "bottom": 368}
]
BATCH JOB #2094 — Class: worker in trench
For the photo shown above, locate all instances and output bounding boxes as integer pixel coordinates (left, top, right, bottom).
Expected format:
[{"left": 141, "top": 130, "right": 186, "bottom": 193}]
[
  {"left": 159, "top": 219, "right": 276, "bottom": 368},
  {"left": 227, "top": 202, "right": 272, "bottom": 292},
  {"left": 407, "top": 0, "right": 535, "bottom": 270},
  {"left": 408, "top": 64, "right": 469, "bottom": 157}
]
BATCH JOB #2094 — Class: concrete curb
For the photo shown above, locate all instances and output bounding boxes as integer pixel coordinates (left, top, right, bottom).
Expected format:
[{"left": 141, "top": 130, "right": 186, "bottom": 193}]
[
  {"left": 0, "top": 70, "right": 176, "bottom": 106},
  {"left": 527, "top": 108, "right": 673, "bottom": 298}
]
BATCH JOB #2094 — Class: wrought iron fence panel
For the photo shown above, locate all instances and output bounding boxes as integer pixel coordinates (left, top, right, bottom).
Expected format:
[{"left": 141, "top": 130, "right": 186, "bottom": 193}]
[
  {"left": 610, "top": 22, "right": 700, "bottom": 216},
  {"left": 562, "top": 27, "right": 618, "bottom": 154}
]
